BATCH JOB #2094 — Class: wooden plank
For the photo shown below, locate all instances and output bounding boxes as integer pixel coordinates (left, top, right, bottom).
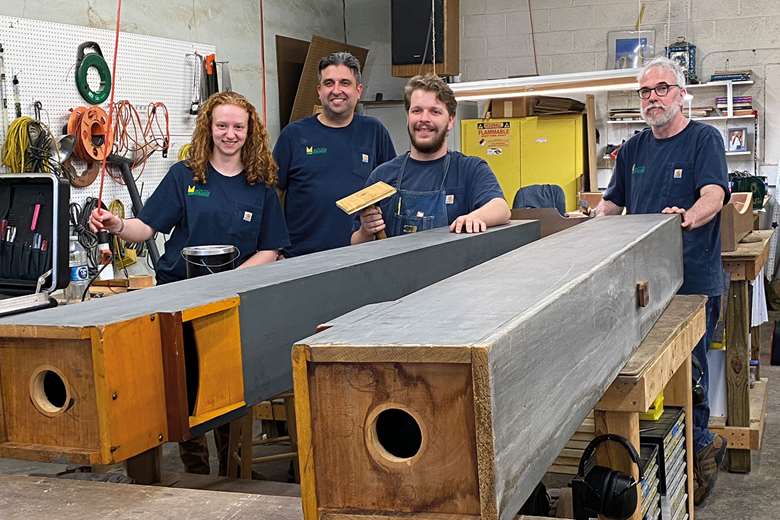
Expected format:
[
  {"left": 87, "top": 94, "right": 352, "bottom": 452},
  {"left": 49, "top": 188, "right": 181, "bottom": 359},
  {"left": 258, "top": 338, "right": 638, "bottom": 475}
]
[
  {"left": 0, "top": 442, "right": 98, "bottom": 465},
  {"left": 663, "top": 356, "right": 695, "bottom": 518},
  {"left": 309, "top": 362, "right": 480, "bottom": 514},
  {"left": 297, "top": 215, "right": 683, "bottom": 519},
  {"left": 726, "top": 279, "right": 751, "bottom": 472},
  {"left": 310, "top": 346, "right": 472, "bottom": 364},
  {"left": 0, "top": 475, "right": 303, "bottom": 520},
  {"left": 710, "top": 378, "right": 768, "bottom": 450},
  {"left": 593, "top": 410, "right": 641, "bottom": 520},
  {"left": 585, "top": 94, "right": 598, "bottom": 192},
  {"left": 0, "top": 323, "right": 92, "bottom": 339},
  {"left": 472, "top": 347, "right": 498, "bottom": 520},
  {"left": 720, "top": 192, "right": 754, "bottom": 252},
  {"left": 321, "top": 514, "right": 478, "bottom": 520},
  {"left": 158, "top": 312, "right": 191, "bottom": 441},
  {"left": 578, "top": 192, "right": 602, "bottom": 210},
  {"left": 189, "top": 304, "right": 244, "bottom": 422},
  {"left": 510, "top": 208, "right": 588, "bottom": 238},
  {"left": 125, "top": 446, "right": 162, "bottom": 485},
  {"left": 181, "top": 296, "right": 239, "bottom": 322},
  {"left": 99, "top": 316, "right": 168, "bottom": 463},
  {"left": 721, "top": 230, "right": 772, "bottom": 281},
  {"left": 255, "top": 400, "right": 288, "bottom": 421},
  {"left": 336, "top": 182, "right": 396, "bottom": 215},
  {"left": 292, "top": 347, "right": 317, "bottom": 520},
  {"left": 751, "top": 325, "right": 762, "bottom": 379},
  {"left": 597, "top": 296, "right": 706, "bottom": 412},
  {"left": 0, "top": 337, "right": 100, "bottom": 455}
]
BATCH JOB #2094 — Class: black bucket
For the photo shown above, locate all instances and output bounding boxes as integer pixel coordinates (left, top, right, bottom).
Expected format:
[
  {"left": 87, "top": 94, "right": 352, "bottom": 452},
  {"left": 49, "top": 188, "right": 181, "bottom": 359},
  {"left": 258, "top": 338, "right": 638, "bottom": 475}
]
[{"left": 181, "top": 245, "right": 239, "bottom": 279}]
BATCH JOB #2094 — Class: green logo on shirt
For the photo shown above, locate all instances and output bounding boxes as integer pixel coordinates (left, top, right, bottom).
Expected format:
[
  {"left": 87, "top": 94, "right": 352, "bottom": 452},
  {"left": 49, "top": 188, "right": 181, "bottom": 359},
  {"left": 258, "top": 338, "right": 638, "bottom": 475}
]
[
  {"left": 187, "top": 185, "right": 210, "bottom": 197},
  {"left": 631, "top": 164, "right": 646, "bottom": 175},
  {"left": 305, "top": 146, "right": 327, "bottom": 156}
]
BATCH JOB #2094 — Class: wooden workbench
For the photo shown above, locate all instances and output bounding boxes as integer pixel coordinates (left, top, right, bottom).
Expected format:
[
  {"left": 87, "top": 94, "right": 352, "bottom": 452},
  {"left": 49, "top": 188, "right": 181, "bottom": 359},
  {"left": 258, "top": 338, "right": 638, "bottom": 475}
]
[
  {"left": 551, "top": 295, "right": 705, "bottom": 520},
  {"left": 717, "top": 229, "right": 773, "bottom": 473}
]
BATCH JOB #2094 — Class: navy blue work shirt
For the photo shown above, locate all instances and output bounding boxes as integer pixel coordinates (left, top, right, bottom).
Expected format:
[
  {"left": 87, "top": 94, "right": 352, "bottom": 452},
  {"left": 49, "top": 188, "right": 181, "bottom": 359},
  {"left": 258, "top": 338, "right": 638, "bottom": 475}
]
[
  {"left": 274, "top": 114, "right": 396, "bottom": 257},
  {"left": 603, "top": 121, "right": 730, "bottom": 296},
  {"left": 363, "top": 151, "right": 505, "bottom": 234},
  {"left": 139, "top": 161, "right": 290, "bottom": 285}
]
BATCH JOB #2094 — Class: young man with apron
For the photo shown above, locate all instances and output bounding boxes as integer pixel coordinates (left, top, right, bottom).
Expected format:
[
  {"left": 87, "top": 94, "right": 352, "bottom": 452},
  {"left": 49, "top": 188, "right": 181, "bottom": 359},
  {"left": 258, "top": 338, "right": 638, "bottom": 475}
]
[{"left": 351, "top": 74, "right": 510, "bottom": 243}]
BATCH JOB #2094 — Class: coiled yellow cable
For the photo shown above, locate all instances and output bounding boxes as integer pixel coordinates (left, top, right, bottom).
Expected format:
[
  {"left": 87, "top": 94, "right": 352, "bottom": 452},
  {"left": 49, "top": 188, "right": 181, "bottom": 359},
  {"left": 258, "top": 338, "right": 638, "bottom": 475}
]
[
  {"left": 2, "top": 116, "right": 32, "bottom": 172},
  {"left": 178, "top": 143, "right": 191, "bottom": 161}
]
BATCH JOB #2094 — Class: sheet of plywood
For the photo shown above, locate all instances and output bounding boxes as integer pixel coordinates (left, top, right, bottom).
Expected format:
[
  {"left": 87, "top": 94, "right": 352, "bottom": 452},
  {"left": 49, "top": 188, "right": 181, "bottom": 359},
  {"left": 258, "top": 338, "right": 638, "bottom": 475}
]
[
  {"left": 290, "top": 35, "right": 368, "bottom": 124},
  {"left": 276, "top": 35, "right": 311, "bottom": 129}
]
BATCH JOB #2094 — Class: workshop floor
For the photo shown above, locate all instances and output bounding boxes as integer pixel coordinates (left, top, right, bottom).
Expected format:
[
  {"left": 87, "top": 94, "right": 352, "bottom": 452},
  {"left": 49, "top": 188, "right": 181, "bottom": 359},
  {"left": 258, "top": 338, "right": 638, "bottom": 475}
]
[
  {"left": 0, "top": 327, "right": 778, "bottom": 518},
  {"left": 695, "top": 318, "right": 780, "bottom": 520}
]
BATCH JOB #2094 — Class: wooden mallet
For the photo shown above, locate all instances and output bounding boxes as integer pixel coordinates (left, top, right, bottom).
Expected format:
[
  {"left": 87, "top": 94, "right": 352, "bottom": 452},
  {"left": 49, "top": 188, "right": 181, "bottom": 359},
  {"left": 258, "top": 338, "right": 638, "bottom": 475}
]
[{"left": 336, "top": 181, "right": 397, "bottom": 240}]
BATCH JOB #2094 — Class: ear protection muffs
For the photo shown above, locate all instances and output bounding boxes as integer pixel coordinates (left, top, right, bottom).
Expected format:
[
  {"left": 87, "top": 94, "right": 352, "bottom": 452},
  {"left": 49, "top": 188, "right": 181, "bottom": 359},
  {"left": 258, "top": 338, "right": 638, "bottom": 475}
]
[
  {"left": 691, "top": 354, "right": 706, "bottom": 407},
  {"left": 572, "top": 434, "right": 643, "bottom": 520}
]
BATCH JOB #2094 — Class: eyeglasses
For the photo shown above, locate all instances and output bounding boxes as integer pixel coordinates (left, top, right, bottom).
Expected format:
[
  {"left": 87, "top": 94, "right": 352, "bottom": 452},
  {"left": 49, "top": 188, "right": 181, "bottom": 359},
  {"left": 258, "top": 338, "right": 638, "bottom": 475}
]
[{"left": 636, "top": 83, "right": 680, "bottom": 99}]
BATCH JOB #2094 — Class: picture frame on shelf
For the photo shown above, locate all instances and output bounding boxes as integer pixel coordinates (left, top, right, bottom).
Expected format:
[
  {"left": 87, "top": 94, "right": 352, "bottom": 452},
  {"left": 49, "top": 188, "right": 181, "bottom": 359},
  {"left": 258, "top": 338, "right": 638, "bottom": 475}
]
[
  {"left": 607, "top": 30, "right": 655, "bottom": 70},
  {"left": 727, "top": 127, "right": 748, "bottom": 152}
]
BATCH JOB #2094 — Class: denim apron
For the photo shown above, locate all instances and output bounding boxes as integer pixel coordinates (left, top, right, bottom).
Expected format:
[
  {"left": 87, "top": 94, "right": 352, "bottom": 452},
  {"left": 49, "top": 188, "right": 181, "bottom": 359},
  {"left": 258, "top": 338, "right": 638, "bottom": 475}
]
[{"left": 386, "top": 152, "right": 451, "bottom": 236}]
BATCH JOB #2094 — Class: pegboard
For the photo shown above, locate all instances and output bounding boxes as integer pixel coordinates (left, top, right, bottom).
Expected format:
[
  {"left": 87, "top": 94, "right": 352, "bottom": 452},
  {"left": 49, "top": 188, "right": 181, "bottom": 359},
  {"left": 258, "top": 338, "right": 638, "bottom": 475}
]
[{"left": 0, "top": 15, "right": 216, "bottom": 212}]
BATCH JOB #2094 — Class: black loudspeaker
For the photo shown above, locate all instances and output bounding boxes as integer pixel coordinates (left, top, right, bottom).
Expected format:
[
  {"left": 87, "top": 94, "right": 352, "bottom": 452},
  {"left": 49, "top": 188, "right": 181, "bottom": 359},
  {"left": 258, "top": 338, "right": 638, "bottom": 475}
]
[
  {"left": 572, "top": 434, "right": 643, "bottom": 520},
  {"left": 691, "top": 354, "right": 706, "bottom": 407},
  {"left": 390, "top": 0, "right": 458, "bottom": 77},
  {"left": 391, "top": 0, "right": 444, "bottom": 65}
]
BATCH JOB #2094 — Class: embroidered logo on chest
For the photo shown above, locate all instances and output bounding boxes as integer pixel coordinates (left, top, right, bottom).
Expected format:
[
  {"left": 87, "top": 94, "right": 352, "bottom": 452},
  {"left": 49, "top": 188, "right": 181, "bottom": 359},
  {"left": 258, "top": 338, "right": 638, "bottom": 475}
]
[
  {"left": 187, "top": 185, "right": 210, "bottom": 197},
  {"left": 631, "top": 164, "right": 646, "bottom": 175},
  {"left": 305, "top": 146, "right": 328, "bottom": 156}
]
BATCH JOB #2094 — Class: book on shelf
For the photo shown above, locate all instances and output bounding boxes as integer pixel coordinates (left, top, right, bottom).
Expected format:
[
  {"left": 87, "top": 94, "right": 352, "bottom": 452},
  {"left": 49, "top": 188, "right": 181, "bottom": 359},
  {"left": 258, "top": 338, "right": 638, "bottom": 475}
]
[
  {"left": 710, "top": 70, "right": 752, "bottom": 82},
  {"left": 715, "top": 96, "right": 752, "bottom": 103},
  {"left": 716, "top": 104, "right": 753, "bottom": 110}
]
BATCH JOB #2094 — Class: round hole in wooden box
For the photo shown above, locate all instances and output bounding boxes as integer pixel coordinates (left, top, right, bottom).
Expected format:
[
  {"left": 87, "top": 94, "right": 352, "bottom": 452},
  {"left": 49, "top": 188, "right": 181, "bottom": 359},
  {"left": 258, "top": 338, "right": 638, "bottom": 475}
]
[
  {"left": 29, "top": 366, "right": 74, "bottom": 417},
  {"left": 365, "top": 402, "right": 427, "bottom": 467}
]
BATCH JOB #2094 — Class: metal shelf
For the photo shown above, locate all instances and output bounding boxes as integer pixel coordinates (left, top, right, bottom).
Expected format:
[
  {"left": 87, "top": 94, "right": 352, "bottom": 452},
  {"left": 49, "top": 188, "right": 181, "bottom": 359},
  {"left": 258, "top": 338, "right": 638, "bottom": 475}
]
[{"left": 608, "top": 114, "right": 755, "bottom": 124}]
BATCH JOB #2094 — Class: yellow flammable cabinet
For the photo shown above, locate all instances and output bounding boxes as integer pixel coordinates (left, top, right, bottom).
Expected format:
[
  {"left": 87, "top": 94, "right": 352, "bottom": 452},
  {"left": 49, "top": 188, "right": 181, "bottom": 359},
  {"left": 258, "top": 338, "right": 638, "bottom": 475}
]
[{"left": 461, "top": 114, "right": 585, "bottom": 211}]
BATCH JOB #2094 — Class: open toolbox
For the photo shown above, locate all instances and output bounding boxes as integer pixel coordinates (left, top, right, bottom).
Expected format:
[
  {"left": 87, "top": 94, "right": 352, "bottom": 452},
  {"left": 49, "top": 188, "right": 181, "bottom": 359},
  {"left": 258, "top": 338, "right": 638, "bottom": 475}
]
[{"left": 0, "top": 174, "right": 70, "bottom": 306}]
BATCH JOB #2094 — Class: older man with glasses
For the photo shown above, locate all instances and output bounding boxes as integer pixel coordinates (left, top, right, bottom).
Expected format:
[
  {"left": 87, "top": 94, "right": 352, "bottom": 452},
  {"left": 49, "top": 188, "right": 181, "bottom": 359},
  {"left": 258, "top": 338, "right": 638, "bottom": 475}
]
[{"left": 595, "top": 56, "right": 730, "bottom": 506}]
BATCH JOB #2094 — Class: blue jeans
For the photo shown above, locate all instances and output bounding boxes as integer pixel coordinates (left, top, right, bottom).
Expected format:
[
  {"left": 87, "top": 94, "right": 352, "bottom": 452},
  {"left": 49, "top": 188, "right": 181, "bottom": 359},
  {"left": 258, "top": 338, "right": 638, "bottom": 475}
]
[{"left": 693, "top": 296, "right": 720, "bottom": 454}]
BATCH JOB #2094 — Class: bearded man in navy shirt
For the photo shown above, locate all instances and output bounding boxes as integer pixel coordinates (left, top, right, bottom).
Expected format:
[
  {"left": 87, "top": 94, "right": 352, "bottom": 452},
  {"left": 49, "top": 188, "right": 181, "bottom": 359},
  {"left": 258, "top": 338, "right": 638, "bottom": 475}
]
[{"left": 596, "top": 57, "right": 729, "bottom": 505}]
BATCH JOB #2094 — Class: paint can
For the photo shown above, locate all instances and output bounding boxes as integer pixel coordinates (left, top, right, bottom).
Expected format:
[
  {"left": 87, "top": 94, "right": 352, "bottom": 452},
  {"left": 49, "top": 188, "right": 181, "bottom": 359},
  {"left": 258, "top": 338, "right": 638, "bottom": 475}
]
[{"left": 181, "top": 245, "right": 239, "bottom": 279}]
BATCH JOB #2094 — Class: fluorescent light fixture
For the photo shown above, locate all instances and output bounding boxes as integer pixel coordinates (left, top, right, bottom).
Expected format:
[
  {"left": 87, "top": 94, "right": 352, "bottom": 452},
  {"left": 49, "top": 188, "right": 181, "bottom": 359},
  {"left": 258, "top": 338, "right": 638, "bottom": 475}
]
[{"left": 450, "top": 68, "right": 641, "bottom": 101}]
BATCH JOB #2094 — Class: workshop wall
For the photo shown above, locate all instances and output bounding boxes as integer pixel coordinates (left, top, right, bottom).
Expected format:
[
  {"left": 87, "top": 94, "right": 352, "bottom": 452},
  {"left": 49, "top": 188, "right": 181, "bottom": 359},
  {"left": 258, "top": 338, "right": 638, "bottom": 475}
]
[
  {"left": 0, "top": 0, "right": 346, "bottom": 141},
  {"left": 460, "top": 0, "right": 780, "bottom": 181}
]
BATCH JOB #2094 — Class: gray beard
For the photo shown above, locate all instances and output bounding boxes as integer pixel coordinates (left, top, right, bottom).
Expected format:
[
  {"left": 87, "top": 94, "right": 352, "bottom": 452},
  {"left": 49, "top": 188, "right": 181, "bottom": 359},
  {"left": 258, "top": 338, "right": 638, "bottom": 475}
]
[{"left": 642, "top": 102, "right": 680, "bottom": 128}]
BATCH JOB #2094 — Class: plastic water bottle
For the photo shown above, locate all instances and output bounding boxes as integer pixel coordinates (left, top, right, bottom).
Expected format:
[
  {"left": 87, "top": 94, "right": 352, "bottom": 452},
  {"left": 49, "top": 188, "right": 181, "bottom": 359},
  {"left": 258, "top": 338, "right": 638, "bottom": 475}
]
[{"left": 64, "top": 235, "right": 90, "bottom": 303}]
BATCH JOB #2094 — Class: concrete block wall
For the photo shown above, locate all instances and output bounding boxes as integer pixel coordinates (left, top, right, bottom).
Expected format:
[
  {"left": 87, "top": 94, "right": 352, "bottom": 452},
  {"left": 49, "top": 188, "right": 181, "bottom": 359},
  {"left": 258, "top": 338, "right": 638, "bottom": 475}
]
[{"left": 460, "top": 0, "right": 780, "bottom": 179}]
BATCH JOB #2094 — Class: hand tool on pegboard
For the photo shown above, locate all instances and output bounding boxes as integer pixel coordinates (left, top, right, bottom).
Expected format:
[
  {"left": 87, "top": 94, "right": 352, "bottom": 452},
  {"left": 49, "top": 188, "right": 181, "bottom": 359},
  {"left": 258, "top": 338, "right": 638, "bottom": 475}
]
[
  {"left": 204, "top": 54, "right": 219, "bottom": 97},
  {"left": 0, "top": 44, "right": 8, "bottom": 140},
  {"left": 75, "top": 42, "right": 112, "bottom": 105},
  {"left": 218, "top": 60, "right": 232, "bottom": 92}
]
